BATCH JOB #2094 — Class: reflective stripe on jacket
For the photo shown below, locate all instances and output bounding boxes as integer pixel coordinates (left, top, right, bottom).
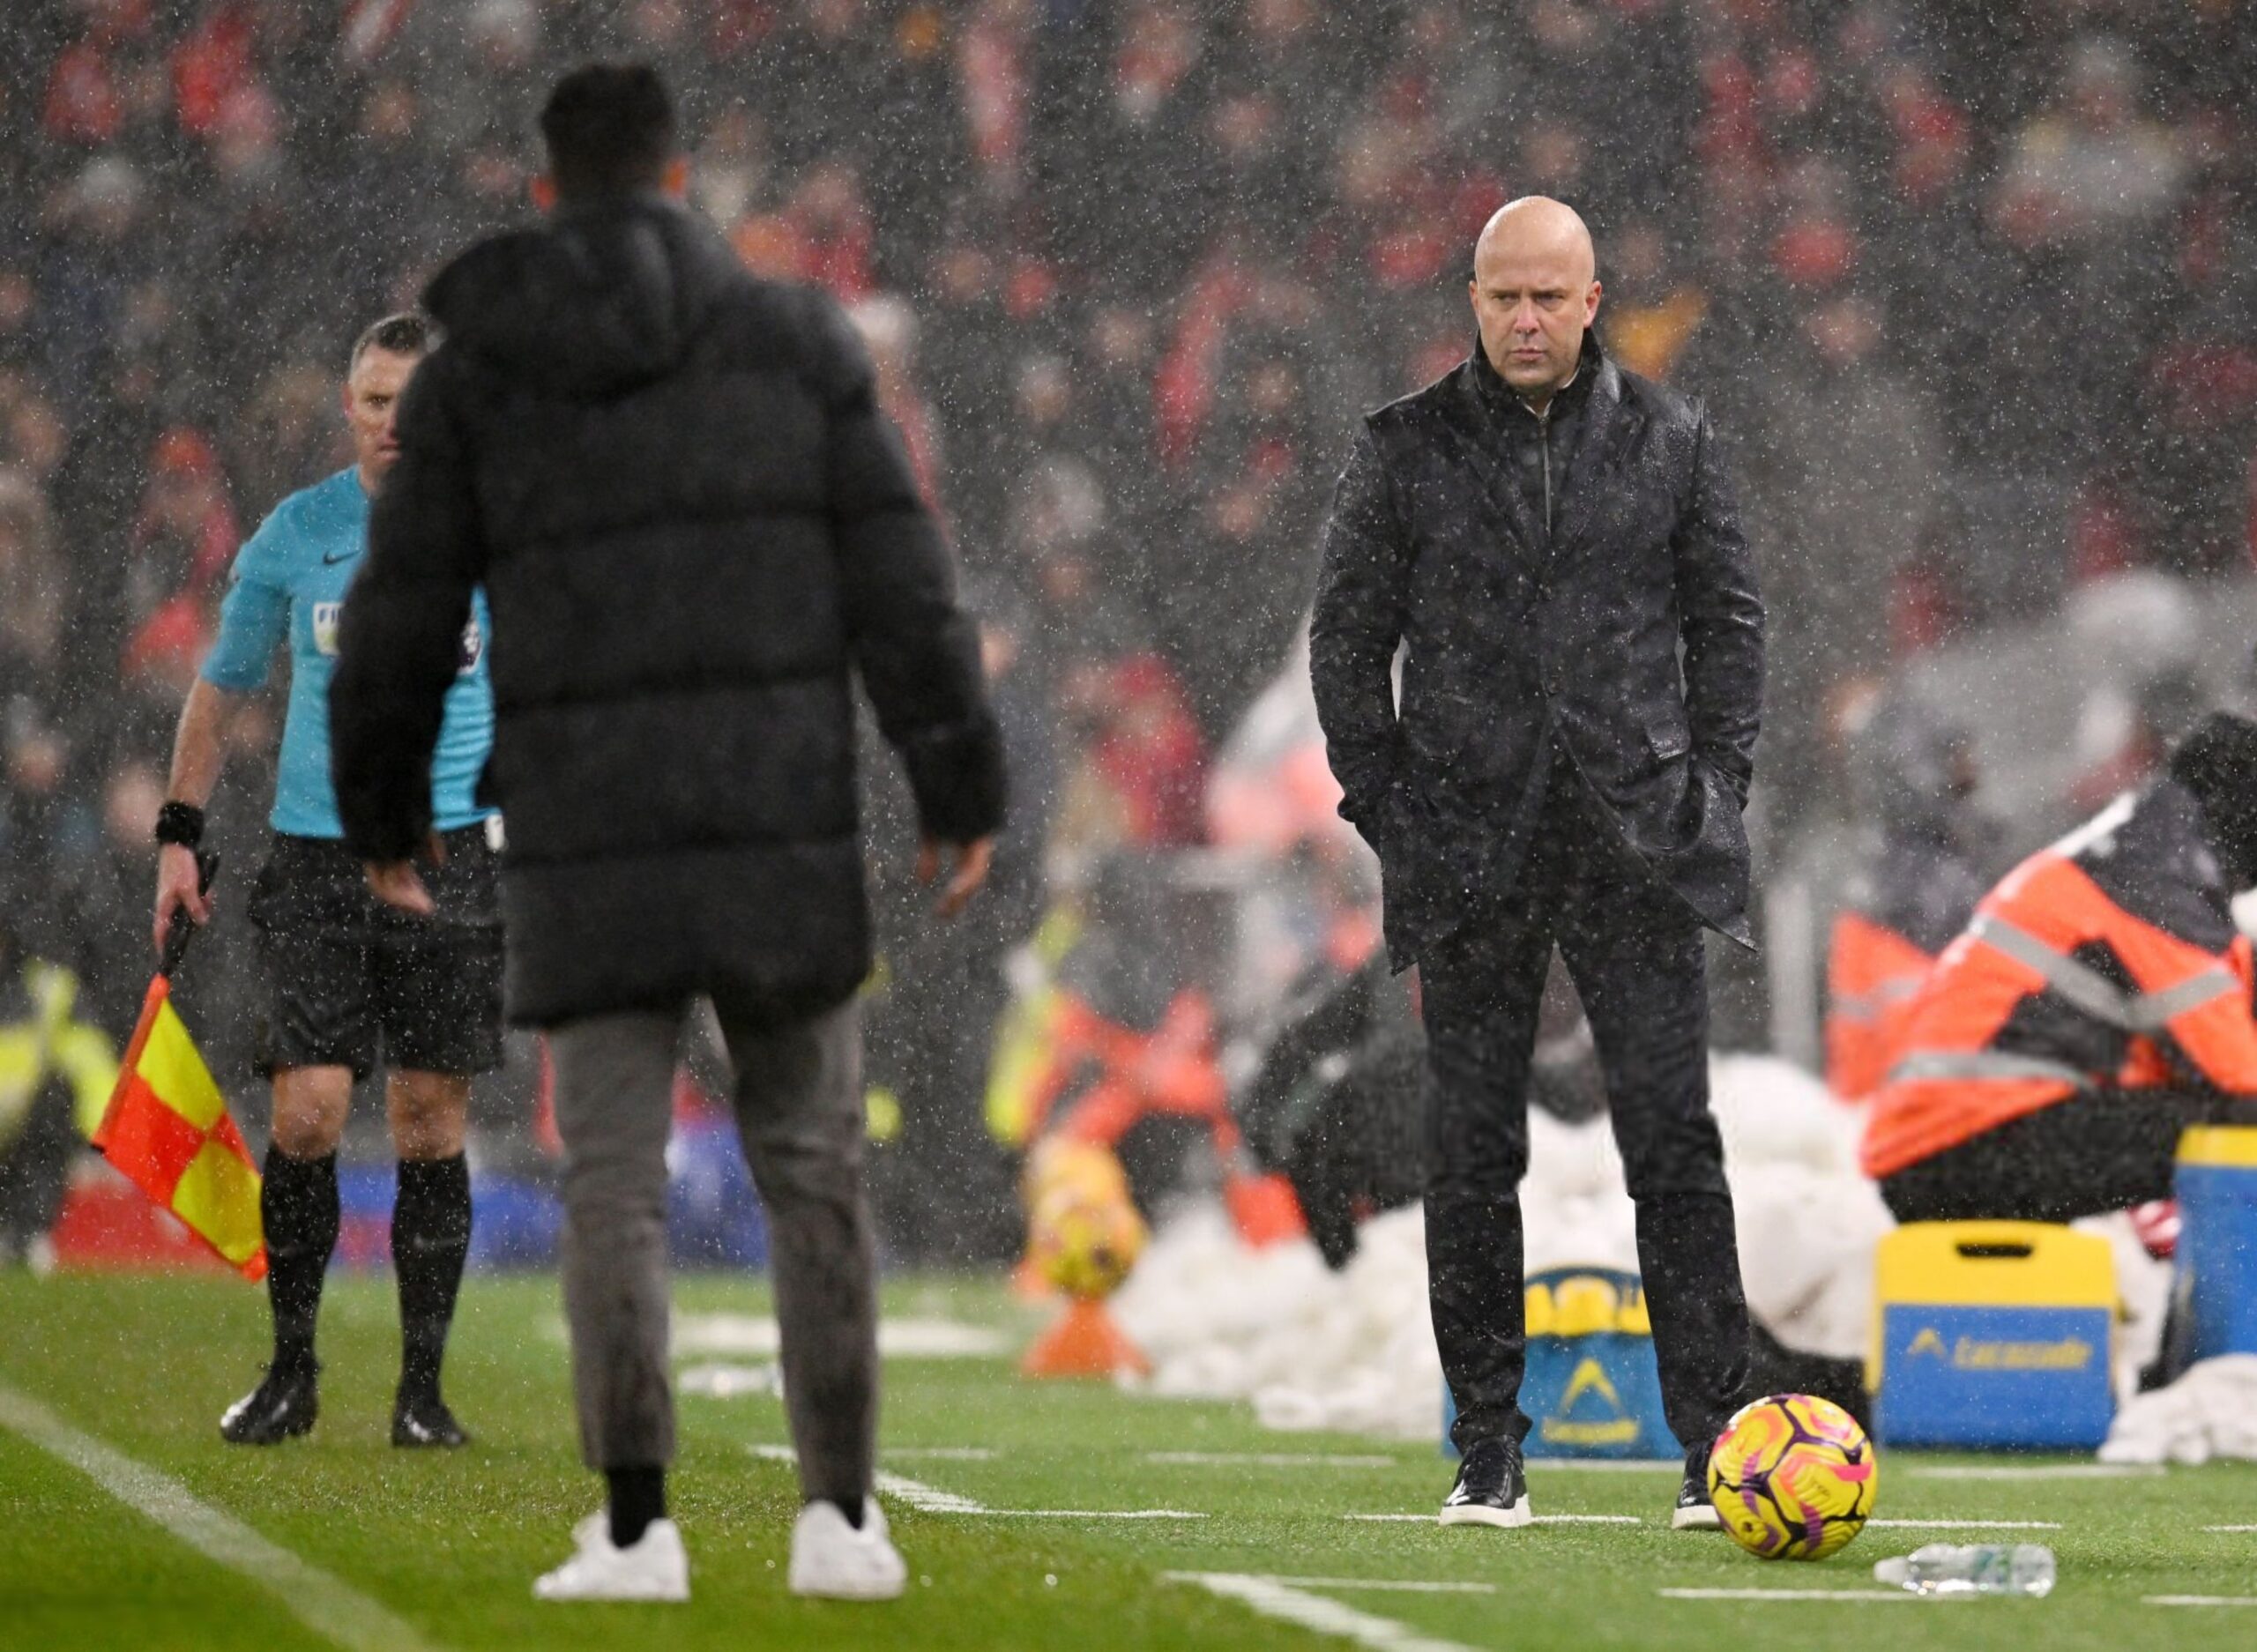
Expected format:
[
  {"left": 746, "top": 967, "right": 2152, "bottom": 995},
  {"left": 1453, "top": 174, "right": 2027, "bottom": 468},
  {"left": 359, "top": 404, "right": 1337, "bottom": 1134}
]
[
  {"left": 1861, "top": 788, "right": 2257, "bottom": 1179},
  {"left": 1826, "top": 912, "right": 1937, "bottom": 1102}
]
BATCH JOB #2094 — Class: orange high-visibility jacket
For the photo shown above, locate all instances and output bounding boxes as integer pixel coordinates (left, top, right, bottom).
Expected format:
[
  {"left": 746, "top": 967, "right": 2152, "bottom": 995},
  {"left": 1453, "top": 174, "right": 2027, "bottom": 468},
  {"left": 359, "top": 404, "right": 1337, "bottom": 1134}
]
[
  {"left": 1828, "top": 912, "right": 1945, "bottom": 1102},
  {"left": 1861, "top": 782, "right": 2257, "bottom": 1179},
  {"left": 1827, "top": 830, "right": 1988, "bottom": 1101}
]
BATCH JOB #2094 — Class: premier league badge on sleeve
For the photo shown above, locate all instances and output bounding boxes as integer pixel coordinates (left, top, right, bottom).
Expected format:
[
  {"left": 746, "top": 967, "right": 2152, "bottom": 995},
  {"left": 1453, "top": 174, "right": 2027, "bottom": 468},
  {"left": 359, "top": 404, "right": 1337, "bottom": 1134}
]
[{"left": 313, "top": 601, "right": 342, "bottom": 657}]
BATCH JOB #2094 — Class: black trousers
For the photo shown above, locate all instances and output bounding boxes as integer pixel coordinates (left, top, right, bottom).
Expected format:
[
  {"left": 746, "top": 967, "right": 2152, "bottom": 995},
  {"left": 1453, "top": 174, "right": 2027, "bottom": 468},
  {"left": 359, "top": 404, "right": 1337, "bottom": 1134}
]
[
  {"left": 1879, "top": 1087, "right": 2231, "bottom": 1225},
  {"left": 1420, "top": 793, "right": 1750, "bottom": 1455}
]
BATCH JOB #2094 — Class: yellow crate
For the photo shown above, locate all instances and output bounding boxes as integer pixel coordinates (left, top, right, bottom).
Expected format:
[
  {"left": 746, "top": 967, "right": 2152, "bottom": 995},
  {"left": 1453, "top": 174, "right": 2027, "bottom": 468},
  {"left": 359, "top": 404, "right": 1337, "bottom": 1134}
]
[
  {"left": 1867, "top": 1221, "right": 2118, "bottom": 1450},
  {"left": 1868, "top": 1222, "right": 2116, "bottom": 1389}
]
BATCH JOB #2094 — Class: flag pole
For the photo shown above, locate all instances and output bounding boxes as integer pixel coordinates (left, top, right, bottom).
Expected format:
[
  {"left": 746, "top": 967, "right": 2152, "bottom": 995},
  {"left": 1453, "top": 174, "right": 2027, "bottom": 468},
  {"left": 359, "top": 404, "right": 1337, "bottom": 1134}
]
[
  {"left": 96, "top": 852, "right": 218, "bottom": 1151},
  {"left": 159, "top": 852, "right": 219, "bottom": 983}
]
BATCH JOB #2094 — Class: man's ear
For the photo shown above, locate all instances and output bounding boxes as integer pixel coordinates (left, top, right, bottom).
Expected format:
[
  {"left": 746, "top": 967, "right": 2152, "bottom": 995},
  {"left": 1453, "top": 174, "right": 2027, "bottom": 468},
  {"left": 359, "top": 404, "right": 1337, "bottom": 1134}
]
[
  {"left": 661, "top": 155, "right": 690, "bottom": 200},
  {"left": 531, "top": 173, "right": 557, "bottom": 213}
]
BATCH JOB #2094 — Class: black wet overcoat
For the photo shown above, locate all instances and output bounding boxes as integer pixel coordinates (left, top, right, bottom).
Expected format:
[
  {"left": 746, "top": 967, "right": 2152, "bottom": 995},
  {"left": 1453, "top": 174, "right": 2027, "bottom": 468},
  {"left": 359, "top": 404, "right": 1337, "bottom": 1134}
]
[
  {"left": 1309, "top": 339, "right": 1763, "bottom": 966},
  {"left": 331, "top": 194, "right": 1004, "bottom": 1026}
]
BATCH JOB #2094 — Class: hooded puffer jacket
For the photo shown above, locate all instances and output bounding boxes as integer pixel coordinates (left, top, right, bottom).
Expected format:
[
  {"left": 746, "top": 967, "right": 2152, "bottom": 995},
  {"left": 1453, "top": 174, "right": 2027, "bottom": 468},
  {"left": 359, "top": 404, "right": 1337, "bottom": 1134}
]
[{"left": 331, "top": 194, "right": 1003, "bottom": 1025}]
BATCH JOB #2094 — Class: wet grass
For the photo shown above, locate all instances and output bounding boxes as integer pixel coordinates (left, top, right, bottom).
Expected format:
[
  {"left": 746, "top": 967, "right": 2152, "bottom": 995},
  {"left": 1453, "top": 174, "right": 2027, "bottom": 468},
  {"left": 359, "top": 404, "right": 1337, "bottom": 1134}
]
[{"left": 0, "top": 1270, "right": 2251, "bottom": 1651}]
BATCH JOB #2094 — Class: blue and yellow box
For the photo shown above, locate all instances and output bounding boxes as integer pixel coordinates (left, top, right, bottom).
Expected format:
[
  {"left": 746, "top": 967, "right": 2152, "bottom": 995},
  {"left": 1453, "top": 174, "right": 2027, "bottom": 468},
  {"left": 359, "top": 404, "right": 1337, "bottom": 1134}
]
[
  {"left": 1445, "top": 1266, "right": 1681, "bottom": 1460},
  {"left": 2173, "top": 1126, "right": 2257, "bottom": 1363},
  {"left": 1868, "top": 1221, "right": 2116, "bottom": 1451}
]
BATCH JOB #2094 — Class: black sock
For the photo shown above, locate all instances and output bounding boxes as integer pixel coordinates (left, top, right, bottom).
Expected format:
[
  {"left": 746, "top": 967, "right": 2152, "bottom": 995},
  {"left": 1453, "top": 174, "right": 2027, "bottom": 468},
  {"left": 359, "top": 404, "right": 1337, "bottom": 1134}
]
[
  {"left": 832, "top": 1497, "right": 866, "bottom": 1531},
  {"left": 391, "top": 1154, "right": 473, "bottom": 1403},
  {"left": 607, "top": 1467, "right": 667, "bottom": 1548},
  {"left": 261, "top": 1148, "right": 339, "bottom": 1374}
]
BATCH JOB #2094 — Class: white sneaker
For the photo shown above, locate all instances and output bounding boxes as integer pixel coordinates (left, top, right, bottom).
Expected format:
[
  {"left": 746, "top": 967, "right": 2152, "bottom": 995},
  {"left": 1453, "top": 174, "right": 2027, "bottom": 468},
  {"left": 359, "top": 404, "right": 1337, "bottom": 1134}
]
[
  {"left": 533, "top": 1512, "right": 690, "bottom": 1602},
  {"left": 788, "top": 1498, "right": 906, "bottom": 1601}
]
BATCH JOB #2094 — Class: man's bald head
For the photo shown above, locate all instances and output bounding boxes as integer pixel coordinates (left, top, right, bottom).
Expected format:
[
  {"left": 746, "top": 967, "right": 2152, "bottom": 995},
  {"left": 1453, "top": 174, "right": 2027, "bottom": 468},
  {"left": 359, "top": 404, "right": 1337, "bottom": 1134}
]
[
  {"left": 1474, "top": 197, "right": 1597, "bottom": 287},
  {"left": 1469, "top": 196, "right": 1601, "bottom": 407}
]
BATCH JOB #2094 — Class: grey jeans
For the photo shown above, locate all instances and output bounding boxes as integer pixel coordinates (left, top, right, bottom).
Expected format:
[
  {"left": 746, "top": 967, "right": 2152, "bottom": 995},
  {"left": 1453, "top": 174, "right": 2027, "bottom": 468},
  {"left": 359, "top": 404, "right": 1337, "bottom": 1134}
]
[{"left": 548, "top": 999, "right": 875, "bottom": 1505}]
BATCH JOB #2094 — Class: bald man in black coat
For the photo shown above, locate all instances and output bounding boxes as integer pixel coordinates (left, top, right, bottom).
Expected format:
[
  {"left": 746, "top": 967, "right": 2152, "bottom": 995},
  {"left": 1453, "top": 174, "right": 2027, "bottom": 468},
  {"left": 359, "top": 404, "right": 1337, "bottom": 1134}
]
[{"left": 1311, "top": 197, "right": 1763, "bottom": 1533}]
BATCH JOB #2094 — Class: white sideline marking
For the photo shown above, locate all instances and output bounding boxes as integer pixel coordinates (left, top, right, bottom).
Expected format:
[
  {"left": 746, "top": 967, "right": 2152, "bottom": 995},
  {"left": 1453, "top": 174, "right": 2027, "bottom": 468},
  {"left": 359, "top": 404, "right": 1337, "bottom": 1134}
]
[
  {"left": 1660, "top": 1589, "right": 1946, "bottom": 1604},
  {"left": 886, "top": 1447, "right": 997, "bottom": 1462},
  {"left": 0, "top": 1382, "right": 443, "bottom": 1652},
  {"left": 1913, "top": 1463, "right": 2164, "bottom": 1482},
  {"left": 2202, "top": 1525, "right": 2257, "bottom": 1533},
  {"left": 664, "top": 1313, "right": 1009, "bottom": 1359},
  {"left": 675, "top": 1360, "right": 781, "bottom": 1399},
  {"left": 1147, "top": 1451, "right": 1397, "bottom": 1469},
  {"left": 1345, "top": 1513, "right": 1642, "bottom": 1525},
  {"left": 749, "top": 1444, "right": 982, "bottom": 1514},
  {"left": 2146, "top": 1596, "right": 2257, "bottom": 1608},
  {"left": 1165, "top": 1572, "right": 1486, "bottom": 1652},
  {"left": 747, "top": 1442, "right": 1203, "bottom": 1520},
  {"left": 875, "top": 1470, "right": 989, "bottom": 1515},
  {"left": 963, "top": 1508, "right": 1209, "bottom": 1520},
  {"left": 1266, "top": 1578, "right": 1497, "bottom": 1595},
  {"left": 1866, "top": 1519, "right": 2062, "bottom": 1530}
]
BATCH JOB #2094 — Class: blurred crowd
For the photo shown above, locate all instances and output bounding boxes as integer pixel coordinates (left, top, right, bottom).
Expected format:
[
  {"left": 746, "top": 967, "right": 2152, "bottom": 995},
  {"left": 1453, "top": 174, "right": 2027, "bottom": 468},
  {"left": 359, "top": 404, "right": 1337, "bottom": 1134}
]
[{"left": 1, "top": 0, "right": 2254, "bottom": 1148}]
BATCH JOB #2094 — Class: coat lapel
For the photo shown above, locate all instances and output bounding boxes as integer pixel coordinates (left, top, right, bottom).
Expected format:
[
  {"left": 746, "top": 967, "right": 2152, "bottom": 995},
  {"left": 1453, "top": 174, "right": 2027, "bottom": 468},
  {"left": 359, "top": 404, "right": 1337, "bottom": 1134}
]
[
  {"left": 1544, "top": 358, "right": 1636, "bottom": 569},
  {"left": 1439, "top": 361, "right": 1545, "bottom": 572}
]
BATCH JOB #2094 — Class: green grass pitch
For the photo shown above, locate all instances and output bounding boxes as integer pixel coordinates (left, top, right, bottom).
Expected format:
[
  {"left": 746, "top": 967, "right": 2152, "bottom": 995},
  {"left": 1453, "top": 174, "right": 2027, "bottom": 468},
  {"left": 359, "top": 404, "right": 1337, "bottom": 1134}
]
[{"left": 1, "top": 1269, "right": 2251, "bottom": 1651}]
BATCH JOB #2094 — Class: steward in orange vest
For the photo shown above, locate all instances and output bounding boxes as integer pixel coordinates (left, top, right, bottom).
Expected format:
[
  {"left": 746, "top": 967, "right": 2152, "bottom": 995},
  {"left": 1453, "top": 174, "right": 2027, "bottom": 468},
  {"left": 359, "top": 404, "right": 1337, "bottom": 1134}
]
[
  {"left": 1863, "top": 712, "right": 2257, "bottom": 1223},
  {"left": 1826, "top": 699, "right": 1992, "bottom": 1101}
]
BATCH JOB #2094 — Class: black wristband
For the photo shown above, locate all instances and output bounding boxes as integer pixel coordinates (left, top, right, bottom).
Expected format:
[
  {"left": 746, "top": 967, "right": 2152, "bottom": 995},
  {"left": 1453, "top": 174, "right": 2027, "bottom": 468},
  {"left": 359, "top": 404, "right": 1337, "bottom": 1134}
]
[{"left": 154, "top": 800, "right": 205, "bottom": 849}]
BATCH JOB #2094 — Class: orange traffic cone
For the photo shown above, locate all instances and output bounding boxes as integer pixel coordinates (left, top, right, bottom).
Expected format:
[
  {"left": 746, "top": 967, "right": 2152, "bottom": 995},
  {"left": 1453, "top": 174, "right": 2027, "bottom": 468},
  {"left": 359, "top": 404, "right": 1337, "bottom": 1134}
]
[{"left": 1020, "top": 1298, "right": 1150, "bottom": 1378}]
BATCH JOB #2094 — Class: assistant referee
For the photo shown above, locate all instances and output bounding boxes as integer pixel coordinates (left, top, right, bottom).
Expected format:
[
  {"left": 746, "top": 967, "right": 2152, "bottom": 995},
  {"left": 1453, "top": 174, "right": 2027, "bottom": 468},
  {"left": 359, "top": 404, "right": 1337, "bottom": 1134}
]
[{"left": 153, "top": 312, "right": 501, "bottom": 1449}]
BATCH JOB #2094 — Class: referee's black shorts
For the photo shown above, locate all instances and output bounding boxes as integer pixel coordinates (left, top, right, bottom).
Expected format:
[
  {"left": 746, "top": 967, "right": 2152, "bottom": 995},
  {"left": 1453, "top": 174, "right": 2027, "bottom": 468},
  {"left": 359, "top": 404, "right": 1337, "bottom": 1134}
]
[{"left": 248, "top": 823, "right": 504, "bottom": 1083}]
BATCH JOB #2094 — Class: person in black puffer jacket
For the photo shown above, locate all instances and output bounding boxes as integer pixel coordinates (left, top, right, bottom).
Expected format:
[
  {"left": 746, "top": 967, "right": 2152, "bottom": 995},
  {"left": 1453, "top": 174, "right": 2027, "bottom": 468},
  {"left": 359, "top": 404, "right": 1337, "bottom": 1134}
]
[{"left": 330, "top": 64, "right": 1003, "bottom": 1604}]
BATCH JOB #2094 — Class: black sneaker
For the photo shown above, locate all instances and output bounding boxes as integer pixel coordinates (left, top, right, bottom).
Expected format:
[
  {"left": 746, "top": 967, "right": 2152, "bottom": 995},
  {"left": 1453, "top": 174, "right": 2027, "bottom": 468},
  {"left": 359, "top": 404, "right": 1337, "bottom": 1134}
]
[
  {"left": 391, "top": 1389, "right": 469, "bottom": 1449},
  {"left": 1672, "top": 1440, "right": 1722, "bottom": 1530},
  {"left": 1439, "top": 1438, "right": 1532, "bottom": 1528},
  {"left": 220, "top": 1362, "right": 319, "bottom": 1446}
]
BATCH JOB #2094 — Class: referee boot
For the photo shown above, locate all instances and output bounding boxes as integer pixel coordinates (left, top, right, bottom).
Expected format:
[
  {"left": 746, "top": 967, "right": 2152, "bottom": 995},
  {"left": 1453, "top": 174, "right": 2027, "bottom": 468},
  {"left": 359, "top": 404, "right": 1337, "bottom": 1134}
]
[
  {"left": 220, "top": 1360, "right": 319, "bottom": 1446},
  {"left": 391, "top": 1386, "right": 469, "bottom": 1449},
  {"left": 1672, "top": 1440, "right": 1724, "bottom": 1530},
  {"left": 1438, "top": 1437, "right": 1532, "bottom": 1528}
]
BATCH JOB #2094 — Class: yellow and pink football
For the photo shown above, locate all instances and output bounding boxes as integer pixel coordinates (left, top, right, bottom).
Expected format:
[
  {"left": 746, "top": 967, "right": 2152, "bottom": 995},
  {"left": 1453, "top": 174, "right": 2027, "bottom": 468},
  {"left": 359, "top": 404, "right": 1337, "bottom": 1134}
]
[
  {"left": 1707, "top": 1393, "right": 1878, "bottom": 1560},
  {"left": 1027, "top": 1182, "right": 1147, "bottom": 1301}
]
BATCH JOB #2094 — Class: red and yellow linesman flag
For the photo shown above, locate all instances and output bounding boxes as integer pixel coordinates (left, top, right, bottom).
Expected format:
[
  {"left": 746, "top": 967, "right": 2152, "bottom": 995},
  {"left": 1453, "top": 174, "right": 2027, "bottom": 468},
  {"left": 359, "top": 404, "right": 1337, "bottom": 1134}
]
[{"left": 93, "top": 973, "right": 265, "bottom": 1280}]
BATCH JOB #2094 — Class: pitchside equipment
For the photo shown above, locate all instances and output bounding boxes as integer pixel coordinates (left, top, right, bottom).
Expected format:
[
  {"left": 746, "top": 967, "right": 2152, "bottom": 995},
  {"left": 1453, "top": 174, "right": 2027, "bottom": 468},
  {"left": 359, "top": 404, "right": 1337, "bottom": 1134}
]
[
  {"left": 1868, "top": 1221, "right": 2115, "bottom": 1450},
  {"left": 1029, "top": 1180, "right": 1148, "bottom": 1300},
  {"left": 1019, "top": 1141, "right": 1151, "bottom": 1377},
  {"left": 1708, "top": 1393, "right": 1878, "bottom": 1561},
  {"left": 2170, "top": 1126, "right": 2257, "bottom": 1365},
  {"left": 1443, "top": 1266, "right": 1681, "bottom": 1461}
]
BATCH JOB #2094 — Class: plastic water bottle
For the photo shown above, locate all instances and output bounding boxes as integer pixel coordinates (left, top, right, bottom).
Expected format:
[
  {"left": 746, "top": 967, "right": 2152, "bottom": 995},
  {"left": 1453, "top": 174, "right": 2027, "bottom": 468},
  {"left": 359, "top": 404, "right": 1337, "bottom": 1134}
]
[{"left": 1872, "top": 1544, "right": 2057, "bottom": 1597}]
